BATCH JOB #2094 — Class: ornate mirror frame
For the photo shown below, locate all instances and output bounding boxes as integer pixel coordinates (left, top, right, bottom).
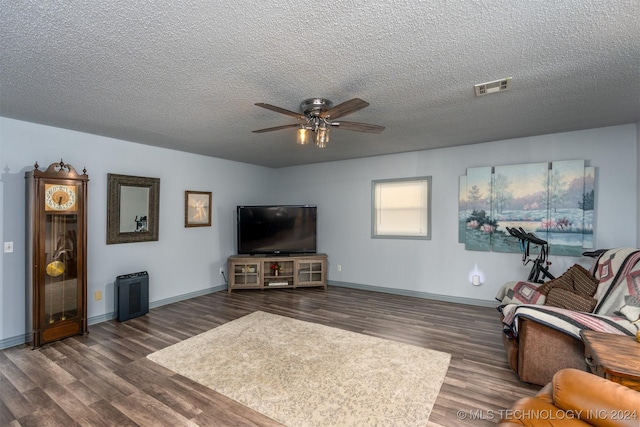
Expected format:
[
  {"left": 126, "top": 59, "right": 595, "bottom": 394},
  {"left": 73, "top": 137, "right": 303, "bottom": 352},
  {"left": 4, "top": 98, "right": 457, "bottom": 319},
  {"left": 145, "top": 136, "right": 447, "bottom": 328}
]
[{"left": 107, "top": 173, "right": 160, "bottom": 244}]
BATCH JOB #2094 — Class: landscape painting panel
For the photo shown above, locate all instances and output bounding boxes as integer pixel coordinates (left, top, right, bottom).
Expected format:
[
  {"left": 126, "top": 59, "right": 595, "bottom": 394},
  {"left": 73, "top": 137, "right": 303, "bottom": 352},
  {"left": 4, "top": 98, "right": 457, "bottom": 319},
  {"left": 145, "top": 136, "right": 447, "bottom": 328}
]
[
  {"left": 464, "top": 167, "right": 492, "bottom": 251},
  {"left": 548, "top": 160, "right": 585, "bottom": 256},
  {"left": 491, "top": 162, "right": 550, "bottom": 253},
  {"left": 582, "top": 166, "right": 595, "bottom": 249},
  {"left": 458, "top": 175, "right": 467, "bottom": 243}
]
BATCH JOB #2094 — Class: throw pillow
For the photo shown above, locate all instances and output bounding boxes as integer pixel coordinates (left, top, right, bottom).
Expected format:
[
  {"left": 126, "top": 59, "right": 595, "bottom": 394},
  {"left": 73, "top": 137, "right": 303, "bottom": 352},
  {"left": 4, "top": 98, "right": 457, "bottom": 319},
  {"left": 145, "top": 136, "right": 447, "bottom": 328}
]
[
  {"left": 537, "top": 275, "right": 568, "bottom": 296},
  {"left": 567, "top": 264, "right": 599, "bottom": 296},
  {"left": 545, "top": 288, "right": 598, "bottom": 312},
  {"left": 537, "top": 264, "right": 598, "bottom": 297}
]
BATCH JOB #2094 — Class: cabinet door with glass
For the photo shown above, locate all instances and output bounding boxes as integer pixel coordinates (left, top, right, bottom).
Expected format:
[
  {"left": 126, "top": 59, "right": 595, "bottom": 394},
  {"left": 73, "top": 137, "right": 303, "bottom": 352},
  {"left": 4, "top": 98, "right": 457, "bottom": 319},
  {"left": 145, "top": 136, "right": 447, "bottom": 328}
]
[
  {"left": 25, "top": 161, "right": 89, "bottom": 348},
  {"left": 230, "top": 261, "right": 260, "bottom": 290},
  {"left": 297, "top": 257, "right": 327, "bottom": 288}
]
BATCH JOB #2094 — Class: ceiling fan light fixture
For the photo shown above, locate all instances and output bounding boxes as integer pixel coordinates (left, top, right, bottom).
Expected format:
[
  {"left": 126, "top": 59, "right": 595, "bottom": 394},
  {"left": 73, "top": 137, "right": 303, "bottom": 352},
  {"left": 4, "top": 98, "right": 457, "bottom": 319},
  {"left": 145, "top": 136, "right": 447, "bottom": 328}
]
[
  {"left": 316, "top": 126, "right": 329, "bottom": 148},
  {"left": 253, "top": 97, "right": 384, "bottom": 147},
  {"left": 297, "top": 125, "right": 309, "bottom": 145}
]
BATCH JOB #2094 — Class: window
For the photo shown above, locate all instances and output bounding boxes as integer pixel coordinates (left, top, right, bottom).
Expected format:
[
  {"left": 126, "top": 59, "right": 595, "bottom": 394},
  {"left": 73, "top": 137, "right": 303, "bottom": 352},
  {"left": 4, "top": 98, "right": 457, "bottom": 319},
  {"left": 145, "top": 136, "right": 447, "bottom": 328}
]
[{"left": 372, "top": 176, "right": 432, "bottom": 239}]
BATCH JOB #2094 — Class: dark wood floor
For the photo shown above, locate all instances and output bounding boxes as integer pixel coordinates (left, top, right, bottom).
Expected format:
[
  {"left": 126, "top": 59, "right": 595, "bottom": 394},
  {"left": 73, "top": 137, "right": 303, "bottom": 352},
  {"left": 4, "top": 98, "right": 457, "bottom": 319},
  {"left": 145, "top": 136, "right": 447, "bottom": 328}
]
[{"left": 0, "top": 286, "right": 540, "bottom": 426}]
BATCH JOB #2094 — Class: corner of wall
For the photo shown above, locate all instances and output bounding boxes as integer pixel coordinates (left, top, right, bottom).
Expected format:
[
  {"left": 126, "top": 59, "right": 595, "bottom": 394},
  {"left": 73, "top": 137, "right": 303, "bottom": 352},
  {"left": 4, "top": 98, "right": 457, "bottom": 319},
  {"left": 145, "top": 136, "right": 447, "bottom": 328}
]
[{"left": 637, "top": 121, "right": 640, "bottom": 247}]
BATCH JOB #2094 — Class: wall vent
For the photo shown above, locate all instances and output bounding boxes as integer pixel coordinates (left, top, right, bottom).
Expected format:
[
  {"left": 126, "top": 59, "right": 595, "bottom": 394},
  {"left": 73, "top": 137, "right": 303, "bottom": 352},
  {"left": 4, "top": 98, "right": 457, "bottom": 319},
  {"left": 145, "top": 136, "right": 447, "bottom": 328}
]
[{"left": 474, "top": 77, "right": 512, "bottom": 97}]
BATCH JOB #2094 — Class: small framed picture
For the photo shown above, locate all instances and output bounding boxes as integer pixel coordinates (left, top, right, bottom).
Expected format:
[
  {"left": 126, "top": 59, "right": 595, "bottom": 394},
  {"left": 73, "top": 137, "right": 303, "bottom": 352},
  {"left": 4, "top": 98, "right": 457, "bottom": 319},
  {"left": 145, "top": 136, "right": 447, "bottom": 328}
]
[{"left": 185, "top": 191, "right": 212, "bottom": 227}]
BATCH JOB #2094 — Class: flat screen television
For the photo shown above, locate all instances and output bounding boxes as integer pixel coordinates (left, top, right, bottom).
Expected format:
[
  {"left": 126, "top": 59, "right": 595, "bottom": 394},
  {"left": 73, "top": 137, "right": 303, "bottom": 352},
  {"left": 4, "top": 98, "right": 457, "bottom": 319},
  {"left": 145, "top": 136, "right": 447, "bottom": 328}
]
[{"left": 237, "top": 205, "right": 317, "bottom": 255}]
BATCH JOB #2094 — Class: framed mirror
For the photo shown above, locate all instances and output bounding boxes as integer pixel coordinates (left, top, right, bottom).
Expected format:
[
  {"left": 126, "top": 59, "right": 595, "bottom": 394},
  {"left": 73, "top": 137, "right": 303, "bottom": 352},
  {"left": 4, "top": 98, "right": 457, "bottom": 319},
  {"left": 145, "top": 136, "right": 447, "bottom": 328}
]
[{"left": 107, "top": 173, "right": 160, "bottom": 244}]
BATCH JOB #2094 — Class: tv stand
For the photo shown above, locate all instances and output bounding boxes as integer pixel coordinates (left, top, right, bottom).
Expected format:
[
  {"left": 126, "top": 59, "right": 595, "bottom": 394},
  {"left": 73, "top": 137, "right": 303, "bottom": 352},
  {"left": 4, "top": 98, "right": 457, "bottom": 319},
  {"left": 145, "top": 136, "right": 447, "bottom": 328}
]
[{"left": 227, "top": 254, "right": 327, "bottom": 293}]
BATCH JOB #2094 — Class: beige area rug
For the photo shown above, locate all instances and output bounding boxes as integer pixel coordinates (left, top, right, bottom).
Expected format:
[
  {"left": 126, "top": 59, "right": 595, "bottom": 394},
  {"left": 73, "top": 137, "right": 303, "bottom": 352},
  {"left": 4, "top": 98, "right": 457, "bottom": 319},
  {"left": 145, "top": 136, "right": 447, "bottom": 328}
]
[{"left": 147, "top": 311, "right": 451, "bottom": 427}]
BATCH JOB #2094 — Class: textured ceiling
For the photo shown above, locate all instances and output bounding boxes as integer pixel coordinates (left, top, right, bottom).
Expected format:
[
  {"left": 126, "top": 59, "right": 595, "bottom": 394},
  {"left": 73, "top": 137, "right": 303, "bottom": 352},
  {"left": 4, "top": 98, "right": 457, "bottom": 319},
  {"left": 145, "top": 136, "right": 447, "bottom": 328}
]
[{"left": 1, "top": 1, "right": 639, "bottom": 168}]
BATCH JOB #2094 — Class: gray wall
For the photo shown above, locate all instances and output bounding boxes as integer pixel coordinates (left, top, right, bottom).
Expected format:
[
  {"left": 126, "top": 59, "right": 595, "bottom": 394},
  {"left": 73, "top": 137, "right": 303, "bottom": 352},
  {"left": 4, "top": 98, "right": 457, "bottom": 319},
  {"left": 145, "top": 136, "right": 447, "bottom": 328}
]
[
  {"left": 0, "top": 117, "right": 275, "bottom": 346},
  {"left": 0, "top": 118, "right": 638, "bottom": 347},
  {"left": 276, "top": 124, "right": 638, "bottom": 303}
]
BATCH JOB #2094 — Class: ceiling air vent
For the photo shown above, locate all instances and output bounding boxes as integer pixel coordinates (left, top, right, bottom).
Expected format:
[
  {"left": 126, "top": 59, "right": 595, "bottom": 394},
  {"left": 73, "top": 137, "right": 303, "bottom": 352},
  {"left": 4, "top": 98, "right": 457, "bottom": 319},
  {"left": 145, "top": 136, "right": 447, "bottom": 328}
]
[{"left": 474, "top": 77, "right": 512, "bottom": 97}]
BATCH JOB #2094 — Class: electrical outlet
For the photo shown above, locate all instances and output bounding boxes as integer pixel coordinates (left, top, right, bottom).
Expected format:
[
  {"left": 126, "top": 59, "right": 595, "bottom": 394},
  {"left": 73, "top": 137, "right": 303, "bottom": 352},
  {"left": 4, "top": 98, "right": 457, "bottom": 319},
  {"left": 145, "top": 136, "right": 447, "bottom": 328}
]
[
  {"left": 4, "top": 242, "right": 14, "bottom": 253},
  {"left": 337, "top": 264, "right": 342, "bottom": 272},
  {"left": 219, "top": 267, "right": 224, "bottom": 275},
  {"left": 95, "top": 290, "right": 102, "bottom": 301}
]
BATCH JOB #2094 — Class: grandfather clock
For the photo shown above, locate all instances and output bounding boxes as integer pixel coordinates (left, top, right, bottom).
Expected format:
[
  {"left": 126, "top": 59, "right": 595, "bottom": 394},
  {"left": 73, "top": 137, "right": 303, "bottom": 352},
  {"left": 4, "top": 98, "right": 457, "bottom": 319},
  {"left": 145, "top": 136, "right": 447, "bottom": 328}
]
[{"left": 25, "top": 160, "right": 88, "bottom": 348}]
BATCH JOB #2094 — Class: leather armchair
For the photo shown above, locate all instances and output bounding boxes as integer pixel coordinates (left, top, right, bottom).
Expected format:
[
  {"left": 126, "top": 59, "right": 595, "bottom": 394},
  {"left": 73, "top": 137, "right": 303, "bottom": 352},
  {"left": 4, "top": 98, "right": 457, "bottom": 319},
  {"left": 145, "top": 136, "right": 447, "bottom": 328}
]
[{"left": 499, "top": 368, "right": 640, "bottom": 427}]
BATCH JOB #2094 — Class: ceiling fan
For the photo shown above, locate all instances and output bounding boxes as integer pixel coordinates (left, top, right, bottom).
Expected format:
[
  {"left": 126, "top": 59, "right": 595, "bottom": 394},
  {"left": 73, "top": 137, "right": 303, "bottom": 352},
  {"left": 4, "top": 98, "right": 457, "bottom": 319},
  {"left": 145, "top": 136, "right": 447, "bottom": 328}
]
[{"left": 252, "top": 98, "right": 385, "bottom": 148}]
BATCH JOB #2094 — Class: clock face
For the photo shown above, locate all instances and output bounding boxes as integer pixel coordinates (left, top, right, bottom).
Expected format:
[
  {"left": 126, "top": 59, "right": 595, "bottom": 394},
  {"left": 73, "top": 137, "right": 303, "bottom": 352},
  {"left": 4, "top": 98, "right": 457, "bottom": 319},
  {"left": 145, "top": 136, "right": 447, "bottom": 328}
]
[{"left": 45, "top": 184, "right": 77, "bottom": 211}]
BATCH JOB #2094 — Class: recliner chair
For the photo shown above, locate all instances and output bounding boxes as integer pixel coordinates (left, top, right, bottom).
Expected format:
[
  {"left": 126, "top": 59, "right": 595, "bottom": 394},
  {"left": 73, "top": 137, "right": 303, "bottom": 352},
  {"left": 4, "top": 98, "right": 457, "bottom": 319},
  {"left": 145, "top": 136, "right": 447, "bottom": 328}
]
[{"left": 499, "top": 368, "right": 640, "bottom": 427}]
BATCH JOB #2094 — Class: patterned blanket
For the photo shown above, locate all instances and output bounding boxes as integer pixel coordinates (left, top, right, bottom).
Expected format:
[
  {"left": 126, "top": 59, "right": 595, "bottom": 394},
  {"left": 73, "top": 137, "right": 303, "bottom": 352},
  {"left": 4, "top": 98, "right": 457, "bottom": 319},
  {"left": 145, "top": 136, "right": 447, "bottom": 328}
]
[
  {"left": 593, "top": 248, "right": 640, "bottom": 317},
  {"left": 500, "top": 303, "right": 635, "bottom": 340},
  {"left": 498, "top": 248, "right": 640, "bottom": 340}
]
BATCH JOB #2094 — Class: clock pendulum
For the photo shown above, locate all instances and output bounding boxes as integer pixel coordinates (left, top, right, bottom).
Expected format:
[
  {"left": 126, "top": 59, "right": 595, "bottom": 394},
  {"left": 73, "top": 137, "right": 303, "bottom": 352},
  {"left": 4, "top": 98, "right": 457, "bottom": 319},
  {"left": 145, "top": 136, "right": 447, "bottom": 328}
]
[{"left": 46, "top": 213, "right": 74, "bottom": 322}]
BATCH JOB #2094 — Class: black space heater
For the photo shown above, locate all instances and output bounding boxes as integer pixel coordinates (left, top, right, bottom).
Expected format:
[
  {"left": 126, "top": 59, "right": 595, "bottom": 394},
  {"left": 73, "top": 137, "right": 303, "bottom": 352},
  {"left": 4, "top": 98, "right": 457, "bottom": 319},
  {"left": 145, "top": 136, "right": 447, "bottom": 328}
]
[{"left": 115, "top": 271, "right": 149, "bottom": 322}]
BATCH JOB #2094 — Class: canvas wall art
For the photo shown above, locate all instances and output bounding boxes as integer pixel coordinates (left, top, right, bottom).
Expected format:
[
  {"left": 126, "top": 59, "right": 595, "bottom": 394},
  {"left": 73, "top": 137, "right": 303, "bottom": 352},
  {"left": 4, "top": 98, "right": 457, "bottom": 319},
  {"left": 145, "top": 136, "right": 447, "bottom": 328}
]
[{"left": 458, "top": 160, "right": 595, "bottom": 257}]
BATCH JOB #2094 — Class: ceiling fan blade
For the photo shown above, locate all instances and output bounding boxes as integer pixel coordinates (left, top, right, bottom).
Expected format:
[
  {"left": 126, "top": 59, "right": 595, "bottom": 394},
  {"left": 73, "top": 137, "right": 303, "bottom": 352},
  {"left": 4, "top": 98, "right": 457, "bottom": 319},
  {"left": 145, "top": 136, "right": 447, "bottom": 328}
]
[
  {"left": 321, "top": 98, "right": 369, "bottom": 119},
  {"left": 333, "top": 120, "right": 385, "bottom": 134},
  {"left": 252, "top": 123, "right": 301, "bottom": 133},
  {"left": 255, "top": 103, "right": 305, "bottom": 120}
]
